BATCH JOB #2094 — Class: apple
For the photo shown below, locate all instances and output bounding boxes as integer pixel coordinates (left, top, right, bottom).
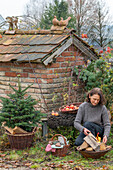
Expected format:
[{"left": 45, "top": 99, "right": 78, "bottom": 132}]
[
  {"left": 69, "top": 108, "right": 73, "bottom": 110},
  {"left": 75, "top": 106, "right": 79, "bottom": 109},
  {"left": 66, "top": 105, "right": 69, "bottom": 108},
  {"left": 51, "top": 111, "right": 59, "bottom": 116},
  {"left": 66, "top": 108, "right": 70, "bottom": 111},
  {"left": 51, "top": 110, "right": 55, "bottom": 115},
  {"left": 55, "top": 112, "right": 59, "bottom": 116},
  {"left": 70, "top": 104, "right": 75, "bottom": 110}
]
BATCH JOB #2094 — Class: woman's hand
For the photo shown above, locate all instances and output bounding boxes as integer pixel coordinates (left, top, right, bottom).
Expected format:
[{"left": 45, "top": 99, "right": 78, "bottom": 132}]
[
  {"left": 103, "top": 135, "right": 107, "bottom": 143},
  {"left": 83, "top": 128, "right": 90, "bottom": 136}
]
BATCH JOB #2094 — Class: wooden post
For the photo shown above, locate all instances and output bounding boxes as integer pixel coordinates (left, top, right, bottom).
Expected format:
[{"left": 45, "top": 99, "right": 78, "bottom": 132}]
[{"left": 41, "top": 118, "right": 48, "bottom": 140}]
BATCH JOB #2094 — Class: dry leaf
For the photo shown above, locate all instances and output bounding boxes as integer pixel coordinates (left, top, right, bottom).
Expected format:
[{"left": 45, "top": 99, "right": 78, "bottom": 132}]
[
  {"left": 0, "top": 154, "right": 6, "bottom": 157},
  {"left": 25, "top": 163, "right": 32, "bottom": 166},
  {"left": 68, "top": 160, "right": 74, "bottom": 163}
]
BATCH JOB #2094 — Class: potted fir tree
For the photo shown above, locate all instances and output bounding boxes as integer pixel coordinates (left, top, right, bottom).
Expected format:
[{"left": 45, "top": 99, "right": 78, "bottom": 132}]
[{"left": 0, "top": 75, "right": 45, "bottom": 149}]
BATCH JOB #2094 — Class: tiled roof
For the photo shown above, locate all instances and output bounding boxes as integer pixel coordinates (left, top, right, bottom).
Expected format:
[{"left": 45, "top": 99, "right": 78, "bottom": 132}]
[{"left": 0, "top": 29, "right": 99, "bottom": 65}]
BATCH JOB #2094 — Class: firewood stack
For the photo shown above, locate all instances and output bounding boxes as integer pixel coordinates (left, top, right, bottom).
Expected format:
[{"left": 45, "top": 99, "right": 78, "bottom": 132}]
[
  {"left": 77, "top": 132, "right": 111, "bottom": 152},
  {"left": 3, "top": 126, "right": 28, "bottom": 135}
]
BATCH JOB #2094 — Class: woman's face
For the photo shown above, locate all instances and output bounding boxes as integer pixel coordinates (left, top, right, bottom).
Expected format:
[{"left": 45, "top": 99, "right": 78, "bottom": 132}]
[{"left": 89, "top": 94, "right": 100, "bottom": 106}]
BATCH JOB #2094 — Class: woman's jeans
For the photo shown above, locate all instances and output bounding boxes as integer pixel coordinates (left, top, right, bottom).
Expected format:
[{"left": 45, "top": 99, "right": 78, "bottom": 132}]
[{"left": 74, "top": 122, "right": 104, "bottom": 146}]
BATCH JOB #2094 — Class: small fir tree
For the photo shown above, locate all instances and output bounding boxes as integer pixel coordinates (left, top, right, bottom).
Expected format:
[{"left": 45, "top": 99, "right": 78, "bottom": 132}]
[{"left": 0, "top": 75, "right": 44, "bottom": 132}]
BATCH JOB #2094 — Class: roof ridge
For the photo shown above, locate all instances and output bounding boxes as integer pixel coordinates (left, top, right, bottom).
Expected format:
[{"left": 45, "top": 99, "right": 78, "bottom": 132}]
[{"left": 4, "top": 29, "right": 74, "bottom": 35}]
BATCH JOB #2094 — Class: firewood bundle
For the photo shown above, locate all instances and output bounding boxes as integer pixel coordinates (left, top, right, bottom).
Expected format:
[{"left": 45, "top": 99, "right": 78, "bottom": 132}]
[
  {"left": 3, "top": 126, "right": 28, "bottom": 135},
  {"left": 77, "top": 133, "right": 111, "bottom": 152}
]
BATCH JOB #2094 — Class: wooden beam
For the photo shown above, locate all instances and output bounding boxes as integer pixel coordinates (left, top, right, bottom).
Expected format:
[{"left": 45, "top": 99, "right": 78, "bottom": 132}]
[
  {"left": 73, "top": 38, "right": 97, "bottom": 60},
  {"left": 43, "top": 37, "right": 73, "bottom": 65}
]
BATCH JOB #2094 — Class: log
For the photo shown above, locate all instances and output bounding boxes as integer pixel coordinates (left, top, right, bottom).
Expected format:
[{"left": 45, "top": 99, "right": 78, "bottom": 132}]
[
  {"left": 4, "top": 126, "right": 28, "bottom": 134},
  {"left": 86, "top": 147, "right": 93, "bottom": 151},
  {"left": 4, "top": 126, "right": 14, "bottom": 134},
  {"left": 84, "top": 133, "right": 100, "bottom": 151},
  {"left": 13, "top": 126, "right": 28, "bottom": 134},
  {"left": 77, "top": 141, "right": 89, "bottom": 151},
  {"left": 100, "top": 142, "right": 106, "bottom": 151}
]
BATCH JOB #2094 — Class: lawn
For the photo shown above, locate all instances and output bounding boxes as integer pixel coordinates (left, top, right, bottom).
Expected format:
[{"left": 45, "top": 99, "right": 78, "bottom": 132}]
[{"left": 0, "top": 129, "right": 113, "bottom": 170}]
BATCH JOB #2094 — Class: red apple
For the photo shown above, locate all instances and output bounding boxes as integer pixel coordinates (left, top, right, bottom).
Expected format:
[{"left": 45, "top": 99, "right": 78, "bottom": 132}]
[{"left": 70, "top": 104, "right": 75, "bottom": 110}]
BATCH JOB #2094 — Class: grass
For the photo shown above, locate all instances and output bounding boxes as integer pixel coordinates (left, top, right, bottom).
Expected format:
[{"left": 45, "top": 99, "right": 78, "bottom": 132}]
[
  {"left": 0, "top": 129, "right": 113, "bottom": 169},
  {"left": 0, "top": 140, "right": 113, "bottom": 169}
]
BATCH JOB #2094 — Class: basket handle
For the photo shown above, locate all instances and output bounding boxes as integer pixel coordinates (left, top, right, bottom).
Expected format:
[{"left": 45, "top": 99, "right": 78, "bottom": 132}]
[{"left": 50, "top": 134, "right": 67, "bottom": 145}]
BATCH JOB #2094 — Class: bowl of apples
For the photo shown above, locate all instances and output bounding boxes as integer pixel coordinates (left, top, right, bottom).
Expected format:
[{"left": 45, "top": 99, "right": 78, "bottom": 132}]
[{"left": 59, "top": 102, "right": 81, "bottom": 114}]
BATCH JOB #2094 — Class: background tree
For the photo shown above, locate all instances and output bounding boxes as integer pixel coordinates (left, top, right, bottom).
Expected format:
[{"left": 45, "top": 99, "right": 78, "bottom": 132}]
[
  {"left": 72, "top": 0, "right": 113, "bottom": 49},
  {"left": 73, "top": 0, "right": 96, "bottom": 37},
  {"left": 40, "top": 0, "right": 76, "bottom": 29},
  {"left": 23, "top": 0, "right": 49, "bottom": 29},
  {"left": 88, "top": 0, "right": 113, "bottom": 48}
]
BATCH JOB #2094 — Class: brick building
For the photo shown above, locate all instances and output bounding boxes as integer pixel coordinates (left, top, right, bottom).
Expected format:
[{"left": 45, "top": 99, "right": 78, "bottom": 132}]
[{"left": 0, "top": 25, "right": 99, "bottom": 113}]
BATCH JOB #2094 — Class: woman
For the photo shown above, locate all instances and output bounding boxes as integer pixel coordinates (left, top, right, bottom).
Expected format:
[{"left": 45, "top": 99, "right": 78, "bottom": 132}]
[{"left": 74, "top": 88, "right": 111, "bottom": 146}]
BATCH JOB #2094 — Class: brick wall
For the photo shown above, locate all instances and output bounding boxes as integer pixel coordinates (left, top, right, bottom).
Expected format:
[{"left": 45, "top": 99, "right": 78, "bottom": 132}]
[{"left": 0, "top": 45, "right": 86, "bottom": 113}]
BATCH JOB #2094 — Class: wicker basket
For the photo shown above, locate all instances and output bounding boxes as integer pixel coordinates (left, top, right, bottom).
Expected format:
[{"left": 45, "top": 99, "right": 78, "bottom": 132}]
[
  {"left": 79, "top": 146, "right": 112, "bottom": 159},
  {"left": 59, "top": 102, "right": 81, "bottom": 114},
  {"left": 51, "top": 134, "right": 70, "bottom": 157},
  {"left": 6, "top": 129, "right": 36, "bottom": 150}
]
